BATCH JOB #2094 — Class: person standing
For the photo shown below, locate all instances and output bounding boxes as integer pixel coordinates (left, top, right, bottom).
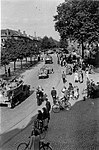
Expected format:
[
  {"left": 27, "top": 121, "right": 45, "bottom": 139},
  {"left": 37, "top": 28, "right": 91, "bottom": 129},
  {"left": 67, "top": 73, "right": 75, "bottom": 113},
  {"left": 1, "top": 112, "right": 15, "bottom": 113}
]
[
  {"left": 36, "top": 110, "right": 43, "bottom": 129},
  {"left": 80, "top": 70, "right": 84, "bottom": 83},
  {"left": 45, "top": 98, "right": 51, "bottom": 122},
  {"left": 8, "top": 67, "right": 11, "bottom": 77},
  {"left": 85, "top": 68, "right": 89, "bottom": 80},
  {"left": 42, "top": 107, "right": 49, "bottom": 130},
  {"left": 74, "top": 71, "right": 79, "bottom": 82},
  {"left": 51, "top": 87, "right": 57, "bottom": 104}
]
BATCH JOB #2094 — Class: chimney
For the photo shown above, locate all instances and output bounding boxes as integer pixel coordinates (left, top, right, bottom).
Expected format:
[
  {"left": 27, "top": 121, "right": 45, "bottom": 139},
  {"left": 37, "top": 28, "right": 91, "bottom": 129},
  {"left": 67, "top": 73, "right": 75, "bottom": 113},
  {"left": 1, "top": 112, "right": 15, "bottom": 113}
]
[{"left": 18, "top": 29, "right": 21, "bottom": 35}]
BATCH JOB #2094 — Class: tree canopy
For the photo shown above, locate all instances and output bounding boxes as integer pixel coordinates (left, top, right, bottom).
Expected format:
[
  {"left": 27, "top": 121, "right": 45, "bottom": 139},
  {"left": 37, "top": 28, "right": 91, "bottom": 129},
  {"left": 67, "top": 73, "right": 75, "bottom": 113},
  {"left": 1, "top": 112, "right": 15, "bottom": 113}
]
[
  {"left": 41, "top": 36, "right": 59, "bottom": 49},
  {"left": 54, "top": 0, "right": 99, "bottom": 44}
]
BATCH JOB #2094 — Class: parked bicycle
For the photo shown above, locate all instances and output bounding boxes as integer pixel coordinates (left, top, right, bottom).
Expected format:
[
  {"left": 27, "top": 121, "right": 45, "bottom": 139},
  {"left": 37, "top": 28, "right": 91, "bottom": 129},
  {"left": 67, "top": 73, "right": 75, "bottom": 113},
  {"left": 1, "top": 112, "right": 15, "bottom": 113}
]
[
  {"left": 17, "top": 126, "right": 52, "bottom": 150},
  {"left": 52, "top": 97, "right": 71, "bottom": 113}
]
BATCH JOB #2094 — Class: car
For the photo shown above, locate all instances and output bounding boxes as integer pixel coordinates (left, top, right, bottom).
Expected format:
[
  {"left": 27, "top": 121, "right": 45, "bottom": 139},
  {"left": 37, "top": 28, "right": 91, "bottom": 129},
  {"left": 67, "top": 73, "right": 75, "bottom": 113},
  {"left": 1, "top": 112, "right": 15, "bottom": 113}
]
[
  {"left": 47, "top": 49, "right": 54, "bottom": 54},
  {"left": 45, "top": 55, "right": 53, "bottom": 64},
  {"left": 38, "top": 69, "right": 49, "bottom": 79},
  {"left": 43, "top": 66, "right": 54, "bottom": 74}
]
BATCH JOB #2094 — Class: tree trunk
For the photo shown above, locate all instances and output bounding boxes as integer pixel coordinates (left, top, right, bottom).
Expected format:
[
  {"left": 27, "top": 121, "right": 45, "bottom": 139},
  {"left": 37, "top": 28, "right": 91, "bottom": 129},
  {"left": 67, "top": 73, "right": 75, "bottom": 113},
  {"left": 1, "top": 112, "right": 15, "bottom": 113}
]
[
  {"left": 82, "top": 39, "right": 84, "bottom": 59},
  {"left": 14, "top": 61, "right": 16, "bottom": 71},
  {"left": 21, "top": 59, "right": 23, "bottom": 69},
  {"left": 4, "top": 65, "right": 7, "bottom": 76},
  {"left": 25, "top": 57, "right": 27, "bottom": 64},
  {"left": 30, "top": 56, "right": 32, "bottom": 64}
]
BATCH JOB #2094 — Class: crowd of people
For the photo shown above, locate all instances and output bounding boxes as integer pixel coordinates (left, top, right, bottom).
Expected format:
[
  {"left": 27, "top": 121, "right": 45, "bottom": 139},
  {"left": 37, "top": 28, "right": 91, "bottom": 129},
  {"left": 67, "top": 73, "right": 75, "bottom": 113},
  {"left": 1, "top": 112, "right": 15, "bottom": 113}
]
[{"left": 30, "top": 51, "right": 99, "bottom": 141}]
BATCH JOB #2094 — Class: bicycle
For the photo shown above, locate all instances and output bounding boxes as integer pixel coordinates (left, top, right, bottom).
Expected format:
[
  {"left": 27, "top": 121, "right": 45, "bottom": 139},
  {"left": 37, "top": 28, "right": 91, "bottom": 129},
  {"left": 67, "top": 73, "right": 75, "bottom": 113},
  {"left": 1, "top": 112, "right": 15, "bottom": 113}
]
[
  {"left": 52, "top": 97, "right": 71, "bottom": 113},
  {"left": 17, "top": 127, "right": 52, "bottom": 150}
]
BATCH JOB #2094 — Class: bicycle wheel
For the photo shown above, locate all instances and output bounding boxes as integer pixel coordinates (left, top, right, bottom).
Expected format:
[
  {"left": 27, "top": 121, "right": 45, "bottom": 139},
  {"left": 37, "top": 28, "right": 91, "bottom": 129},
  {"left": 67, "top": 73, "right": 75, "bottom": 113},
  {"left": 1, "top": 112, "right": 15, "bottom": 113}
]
[
  {"left": 64, "top": 102, "right": 71, "bottom": 110},
  {"left": 40, "top": 145, "right": 52, "bottom": 150},
  {"left": 17, "top": 143, "right": 28, "bottom": 150},
  {"left": 52, "top": 104, "right": 60, "bottom": 113}
]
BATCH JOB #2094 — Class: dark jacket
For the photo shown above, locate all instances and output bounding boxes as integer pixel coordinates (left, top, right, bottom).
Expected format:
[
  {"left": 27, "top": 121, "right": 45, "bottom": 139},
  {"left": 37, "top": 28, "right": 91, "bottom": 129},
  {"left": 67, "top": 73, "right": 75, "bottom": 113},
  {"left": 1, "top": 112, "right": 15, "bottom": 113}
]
[
  {"left": 51, "top": 89, "right": 57, "bottom": 97},
  {"left": 46, "top": 101, "right": 51, "bottom": 112},
  {"left": 37, "top": 111, "right": 43, "bottom": 120},
  {"left": 42, "top": 108, "right": 48, "bottom": 120}
]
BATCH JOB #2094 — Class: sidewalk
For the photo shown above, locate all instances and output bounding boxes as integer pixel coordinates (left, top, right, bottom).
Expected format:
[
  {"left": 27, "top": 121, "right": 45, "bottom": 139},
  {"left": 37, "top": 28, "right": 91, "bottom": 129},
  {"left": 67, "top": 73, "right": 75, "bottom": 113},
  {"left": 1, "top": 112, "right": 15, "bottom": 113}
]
[{"left": 0, "top": 60, "right": 41, "bottom": 80}]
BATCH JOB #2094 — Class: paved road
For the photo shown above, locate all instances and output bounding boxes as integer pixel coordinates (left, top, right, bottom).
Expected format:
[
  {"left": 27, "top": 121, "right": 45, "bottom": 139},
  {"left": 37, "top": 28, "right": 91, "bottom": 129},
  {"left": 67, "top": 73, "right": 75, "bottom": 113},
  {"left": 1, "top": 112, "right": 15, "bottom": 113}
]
[{"left": 0, "top": 53, "right": 99, "bottom": 150}]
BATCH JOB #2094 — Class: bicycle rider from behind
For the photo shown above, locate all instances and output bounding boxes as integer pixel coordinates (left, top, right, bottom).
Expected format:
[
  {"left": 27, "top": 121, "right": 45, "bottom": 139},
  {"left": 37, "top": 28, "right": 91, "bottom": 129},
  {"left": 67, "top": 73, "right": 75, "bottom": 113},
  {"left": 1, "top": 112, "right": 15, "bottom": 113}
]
[
  {"left": 36, "top": 86, "right": 44, "bottom": 100},
  {"left": 61, "top": 86, "right": 69, "bottom": 101},
  {"left": 51, "top": 87, "right": 57, "bottom": 104},
  {"left": 68, "top": 83, "right": 74, "bottom": 99},
  {"left": 62, "top": 71, "right": 67, "bottom": 84}
]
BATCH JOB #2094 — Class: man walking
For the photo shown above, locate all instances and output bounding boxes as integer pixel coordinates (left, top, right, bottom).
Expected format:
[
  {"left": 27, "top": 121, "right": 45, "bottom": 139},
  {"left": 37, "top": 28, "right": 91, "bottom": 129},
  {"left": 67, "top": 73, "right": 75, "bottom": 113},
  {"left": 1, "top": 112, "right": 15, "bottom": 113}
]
[
  {"left": 51, "top": 87, "right": 57, "bottom": 104},
  {"left": 45, "top": 98, "right": 51, "bottom": 122}
]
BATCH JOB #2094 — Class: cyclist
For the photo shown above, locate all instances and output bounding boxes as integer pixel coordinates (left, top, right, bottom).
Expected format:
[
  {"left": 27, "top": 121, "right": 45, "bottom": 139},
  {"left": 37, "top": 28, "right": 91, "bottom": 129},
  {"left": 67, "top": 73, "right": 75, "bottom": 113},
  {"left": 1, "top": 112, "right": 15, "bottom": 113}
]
[
  {"left": 29, "top": 125, "right": 40, "bottom": 149},
  {"left": 36, "top": 86, "right": 44, "bottom": 105},
  {"left": 68, "top": 83, "right": 74, "bottom": 99},
  {"left": 45, "top": 98, "right": 51, "bottom": 122},
  {"left": 62, "top": 71, "right": 66, "bottom": 84},
  {"left": 51, "top": 87, "right": 57, "bottom": 104},
  {"left": 36, "top": 110, "right": 43, "bottom": 131},
  {"left": 37, "top": 110, "right": 43, "bottom": 120},
  {"left": 74, "top": 70, "right": 79, "bottom": 82},
  {"left": 42, "top": 107, "right": 49, "bottom": 130},
  {"left": 31, "top": 125, "right": 40, "bottom": 137},
  {"left": 74, "top": 86, "right": 79, "bottom": 99}
]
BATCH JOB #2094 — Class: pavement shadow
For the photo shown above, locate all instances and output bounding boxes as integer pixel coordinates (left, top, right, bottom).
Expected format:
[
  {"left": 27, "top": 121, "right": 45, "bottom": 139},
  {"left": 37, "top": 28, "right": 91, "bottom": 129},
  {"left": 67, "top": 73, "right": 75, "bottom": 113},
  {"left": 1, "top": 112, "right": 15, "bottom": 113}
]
[
  {"left": 0, "top": 112, "right": 37, "bottom": 150},
  {"left": 11, "top": 89, "right": 35, "bottom": 109},
  {"left": 1, "top": 98, "right": 99, "bottom": 150}
]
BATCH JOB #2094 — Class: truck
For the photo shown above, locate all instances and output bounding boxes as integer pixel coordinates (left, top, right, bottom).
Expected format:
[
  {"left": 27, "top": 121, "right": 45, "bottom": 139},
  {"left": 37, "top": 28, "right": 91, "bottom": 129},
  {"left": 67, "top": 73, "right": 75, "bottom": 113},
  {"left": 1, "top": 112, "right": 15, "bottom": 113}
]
[{"left": 0, "top": 78, "right": 30, "bottom": 108}]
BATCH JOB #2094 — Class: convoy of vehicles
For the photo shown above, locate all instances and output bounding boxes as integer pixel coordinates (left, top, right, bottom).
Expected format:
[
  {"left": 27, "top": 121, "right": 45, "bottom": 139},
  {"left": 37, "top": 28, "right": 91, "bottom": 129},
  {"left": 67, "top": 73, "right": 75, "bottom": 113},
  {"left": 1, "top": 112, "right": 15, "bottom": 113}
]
[{"left": 0, "top": 77, "right": 30, "bottom": 108}]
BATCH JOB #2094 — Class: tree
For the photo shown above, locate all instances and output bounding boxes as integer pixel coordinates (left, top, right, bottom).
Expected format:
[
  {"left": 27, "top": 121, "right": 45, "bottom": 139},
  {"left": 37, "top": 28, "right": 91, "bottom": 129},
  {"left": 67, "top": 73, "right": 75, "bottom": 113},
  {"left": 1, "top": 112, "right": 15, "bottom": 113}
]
[
  {"left": 41, "top": 36, "right": 50, "bottom": 49},
  {"left": 1, "top": 47, "right": 10, "bottom": 74},
  {"left": 54, "top": 0, "right": 99, "bottom": 58}
]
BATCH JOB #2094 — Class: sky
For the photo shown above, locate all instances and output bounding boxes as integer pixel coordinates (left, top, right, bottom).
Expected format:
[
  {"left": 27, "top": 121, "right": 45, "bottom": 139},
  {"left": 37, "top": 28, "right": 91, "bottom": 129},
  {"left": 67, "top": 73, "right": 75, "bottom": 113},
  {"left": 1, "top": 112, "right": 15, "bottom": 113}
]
[{"left": 1, "top": 0, "right": 65, "bottom": 41}]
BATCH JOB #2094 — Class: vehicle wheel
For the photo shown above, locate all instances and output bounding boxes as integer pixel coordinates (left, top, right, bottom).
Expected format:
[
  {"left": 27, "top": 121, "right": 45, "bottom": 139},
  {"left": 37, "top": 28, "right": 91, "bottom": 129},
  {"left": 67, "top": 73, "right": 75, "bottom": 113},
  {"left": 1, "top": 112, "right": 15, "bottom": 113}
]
[
  {"left": 40, "top": 145, "right": 52, "bottom": 150},
  {"left": 52, "top": 104, "right": 60, "bottom": 113},
  {"left": 17, "top": 143, "right": 28, "bottom": 150}
]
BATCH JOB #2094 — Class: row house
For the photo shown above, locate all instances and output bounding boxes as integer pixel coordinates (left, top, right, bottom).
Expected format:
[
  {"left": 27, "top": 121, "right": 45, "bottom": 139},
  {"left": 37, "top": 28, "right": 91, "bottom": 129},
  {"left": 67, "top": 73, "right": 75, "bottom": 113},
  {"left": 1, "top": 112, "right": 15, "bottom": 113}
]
[
  {"left": 1, "top": 29, "right": 32, "bottom": 47},
  {"left": 1, "top": 29, "right": 42, "bottom": 48}
]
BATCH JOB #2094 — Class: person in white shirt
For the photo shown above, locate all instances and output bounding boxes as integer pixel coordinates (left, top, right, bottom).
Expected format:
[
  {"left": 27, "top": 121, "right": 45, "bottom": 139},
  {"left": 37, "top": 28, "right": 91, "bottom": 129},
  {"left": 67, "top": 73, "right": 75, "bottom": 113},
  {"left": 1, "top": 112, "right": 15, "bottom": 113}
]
[{"left": 74, "top": 71, "right": 79, "bottom": 82}]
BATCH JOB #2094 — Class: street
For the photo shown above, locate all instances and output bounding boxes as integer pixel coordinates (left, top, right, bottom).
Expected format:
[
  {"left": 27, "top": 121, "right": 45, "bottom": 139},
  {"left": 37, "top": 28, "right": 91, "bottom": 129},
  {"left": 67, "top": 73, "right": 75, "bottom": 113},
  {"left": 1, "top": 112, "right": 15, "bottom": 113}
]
[{"left": 0, "top": 54, "right": 99, "bottom": 150}]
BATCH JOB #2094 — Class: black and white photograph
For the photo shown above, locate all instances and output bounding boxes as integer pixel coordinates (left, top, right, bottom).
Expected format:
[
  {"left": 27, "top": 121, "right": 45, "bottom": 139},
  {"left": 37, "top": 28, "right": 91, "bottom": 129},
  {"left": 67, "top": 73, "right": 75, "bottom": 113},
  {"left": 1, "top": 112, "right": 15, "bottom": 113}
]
[{"left": 1, "top": 0, "right": 99, "bottom": 149}]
